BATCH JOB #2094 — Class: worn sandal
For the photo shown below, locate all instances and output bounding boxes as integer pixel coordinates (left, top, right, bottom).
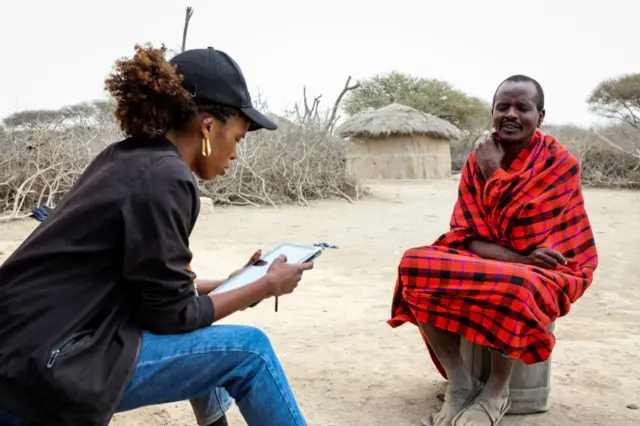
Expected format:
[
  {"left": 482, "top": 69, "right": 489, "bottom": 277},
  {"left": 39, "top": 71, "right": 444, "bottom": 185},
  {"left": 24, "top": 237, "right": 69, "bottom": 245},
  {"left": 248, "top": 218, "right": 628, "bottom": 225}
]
[
  {"left": 452, "top": 396, "right": 511, "bottom": 426},
  {"left": 421, "top": 381, "right": 483, "bottom": 426}
]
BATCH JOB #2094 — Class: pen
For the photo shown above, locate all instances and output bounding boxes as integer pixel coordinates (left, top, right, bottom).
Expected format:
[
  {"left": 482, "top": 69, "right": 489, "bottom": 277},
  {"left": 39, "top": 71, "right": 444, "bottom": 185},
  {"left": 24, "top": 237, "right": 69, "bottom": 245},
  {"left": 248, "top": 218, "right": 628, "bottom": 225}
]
[{"left": 275, "top": 296, "right": 278, "bottom": 312}]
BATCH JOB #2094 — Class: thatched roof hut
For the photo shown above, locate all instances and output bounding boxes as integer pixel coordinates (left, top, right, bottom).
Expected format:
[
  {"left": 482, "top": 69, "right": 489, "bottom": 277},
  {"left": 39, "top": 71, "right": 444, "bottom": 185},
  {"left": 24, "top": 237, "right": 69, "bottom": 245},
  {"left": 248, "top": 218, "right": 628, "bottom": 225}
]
[
  {"left": 337, "top": 103, "right": 461, "bottom": 140},
  {"left": 336, "top": 103, "right": 460, "bottom": 181}
]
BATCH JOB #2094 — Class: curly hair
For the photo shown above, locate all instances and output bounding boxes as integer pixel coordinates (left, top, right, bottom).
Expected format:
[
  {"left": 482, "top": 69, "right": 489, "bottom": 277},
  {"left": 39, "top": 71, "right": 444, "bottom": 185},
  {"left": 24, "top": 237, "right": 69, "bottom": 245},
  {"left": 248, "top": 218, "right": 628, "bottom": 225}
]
[{"left": 104, "top": 43, "right": 239, "bottom": 138}]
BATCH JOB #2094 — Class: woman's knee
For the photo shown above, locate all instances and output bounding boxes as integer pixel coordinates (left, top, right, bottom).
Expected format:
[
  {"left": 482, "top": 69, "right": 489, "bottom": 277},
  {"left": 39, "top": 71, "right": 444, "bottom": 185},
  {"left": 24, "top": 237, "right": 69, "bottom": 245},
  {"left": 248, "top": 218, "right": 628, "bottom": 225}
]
[
  {"left": 204, "top": 324, "right": 276, "bottom": 356},
  {"left": 237, "top": 325, "right": 274, "bottom": 353}
]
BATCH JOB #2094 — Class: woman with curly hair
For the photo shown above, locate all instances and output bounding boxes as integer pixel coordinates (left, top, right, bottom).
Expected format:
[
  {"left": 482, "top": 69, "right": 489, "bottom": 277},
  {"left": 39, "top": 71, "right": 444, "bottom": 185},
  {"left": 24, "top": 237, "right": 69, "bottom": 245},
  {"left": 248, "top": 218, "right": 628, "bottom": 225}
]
[{"left": 0, "top": 44, "right": 312, "bottom": 426}]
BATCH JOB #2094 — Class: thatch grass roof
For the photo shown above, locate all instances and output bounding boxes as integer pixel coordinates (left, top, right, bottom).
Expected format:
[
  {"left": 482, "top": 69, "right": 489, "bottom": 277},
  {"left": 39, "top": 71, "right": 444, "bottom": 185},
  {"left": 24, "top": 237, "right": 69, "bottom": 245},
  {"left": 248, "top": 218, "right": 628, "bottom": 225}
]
[{"left": 336, "top": 103, "right": 461, "bottom": 140}]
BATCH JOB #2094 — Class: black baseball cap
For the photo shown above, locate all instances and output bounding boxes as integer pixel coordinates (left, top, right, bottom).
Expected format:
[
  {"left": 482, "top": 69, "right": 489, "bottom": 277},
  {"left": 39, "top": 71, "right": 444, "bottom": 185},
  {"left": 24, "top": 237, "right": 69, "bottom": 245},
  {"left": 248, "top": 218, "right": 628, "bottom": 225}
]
[{"left": 170, "top": 47, "right": 277, "bottom": 132}]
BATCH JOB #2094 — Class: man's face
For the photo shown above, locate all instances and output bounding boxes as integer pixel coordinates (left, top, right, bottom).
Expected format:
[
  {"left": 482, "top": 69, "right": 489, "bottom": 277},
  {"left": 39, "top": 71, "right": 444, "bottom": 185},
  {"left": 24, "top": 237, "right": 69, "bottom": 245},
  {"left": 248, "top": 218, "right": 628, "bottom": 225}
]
[{"left": 492, "top": 81, "right": 544, "bottom": 145}]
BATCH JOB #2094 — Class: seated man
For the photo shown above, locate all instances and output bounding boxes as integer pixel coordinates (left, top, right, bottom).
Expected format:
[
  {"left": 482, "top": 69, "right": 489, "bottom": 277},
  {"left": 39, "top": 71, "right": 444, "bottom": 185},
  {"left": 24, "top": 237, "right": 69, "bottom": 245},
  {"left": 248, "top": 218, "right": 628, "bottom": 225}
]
[{"left": 388, "top": 75, "right": 598, "bottom": 426}]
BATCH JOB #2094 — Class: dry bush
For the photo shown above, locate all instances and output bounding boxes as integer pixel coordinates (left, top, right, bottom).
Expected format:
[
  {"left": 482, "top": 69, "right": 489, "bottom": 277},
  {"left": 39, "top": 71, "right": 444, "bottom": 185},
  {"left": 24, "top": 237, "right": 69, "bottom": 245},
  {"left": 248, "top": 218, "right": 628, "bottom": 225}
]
[
  {"left": 543, "top": 124, "right": 640, "bottom": 188},
  {"left": 448, "top": 123, "right": 640, "bottom": 188},
  {"left": 199, "top": 80, "right": 362, "bottom": 207},
  {"left": 0, "top": 112, "right": 118, "bottom": 221},
  {"left": 199, "top": 116, "right": 360, "bottom": 206},
  {"left": 0, "top": 87, "right": 362, "bottom": 221}
]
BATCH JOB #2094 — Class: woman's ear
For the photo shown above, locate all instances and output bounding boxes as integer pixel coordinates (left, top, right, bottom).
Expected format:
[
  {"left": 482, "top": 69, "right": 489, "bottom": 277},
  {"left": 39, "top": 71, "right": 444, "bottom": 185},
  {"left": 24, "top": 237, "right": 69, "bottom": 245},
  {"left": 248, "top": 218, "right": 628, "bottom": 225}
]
[{"left": 200, "top": 116, "right": 215, "bottom": 140}]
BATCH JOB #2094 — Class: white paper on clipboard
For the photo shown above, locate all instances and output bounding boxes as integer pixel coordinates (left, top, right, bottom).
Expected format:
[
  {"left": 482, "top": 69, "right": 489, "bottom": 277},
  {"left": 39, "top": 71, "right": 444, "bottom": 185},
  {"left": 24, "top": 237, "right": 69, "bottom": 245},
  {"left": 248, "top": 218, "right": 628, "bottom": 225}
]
[{"left": 209, "top": 243, "right": 322, "bottom": 296}]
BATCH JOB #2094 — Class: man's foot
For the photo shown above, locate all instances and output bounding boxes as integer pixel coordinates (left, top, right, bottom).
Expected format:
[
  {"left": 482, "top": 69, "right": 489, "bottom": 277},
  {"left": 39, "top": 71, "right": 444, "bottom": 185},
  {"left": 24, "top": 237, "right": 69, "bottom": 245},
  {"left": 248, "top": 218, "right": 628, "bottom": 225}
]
[
  {"left": 207, "top": 414, "right": 229, "bottom": 426},
  {"left": 421, "top": 380, "right": 482, "bottom": 426},
  {"left": 452, "top": 386, "right": 511, "bottom": 426}
]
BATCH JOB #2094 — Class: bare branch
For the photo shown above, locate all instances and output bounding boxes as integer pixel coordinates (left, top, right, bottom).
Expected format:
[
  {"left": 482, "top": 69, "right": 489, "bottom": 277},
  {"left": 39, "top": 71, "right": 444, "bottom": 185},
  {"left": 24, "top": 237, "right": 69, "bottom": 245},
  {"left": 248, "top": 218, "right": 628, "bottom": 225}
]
[
  {"left": 181, "top": 7, "right": 195, "bottom": 53},
  {"left": 0, "top": 213, "right": 31, "bottom": 223},
  {"left": 325, "top": 76, "right": 360, "bottom": 133},
  {"left": 592, "top": 127, "right": 640, "bottom": 160}
]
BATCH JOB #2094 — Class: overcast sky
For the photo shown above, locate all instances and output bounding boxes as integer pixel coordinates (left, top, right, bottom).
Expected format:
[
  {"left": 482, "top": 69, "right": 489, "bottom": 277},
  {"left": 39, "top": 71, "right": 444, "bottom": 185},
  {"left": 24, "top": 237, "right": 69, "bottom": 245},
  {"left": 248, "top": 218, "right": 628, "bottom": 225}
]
[{"left": 1, "top": 0, "right": 638, "bottom": 126}]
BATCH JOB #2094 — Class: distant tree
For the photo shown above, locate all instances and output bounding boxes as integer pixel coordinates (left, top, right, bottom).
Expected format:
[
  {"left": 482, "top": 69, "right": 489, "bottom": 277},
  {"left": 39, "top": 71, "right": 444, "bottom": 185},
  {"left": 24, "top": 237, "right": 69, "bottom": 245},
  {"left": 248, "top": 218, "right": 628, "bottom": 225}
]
[
  {"left": 60, "top": 100, "right": 116, "bottom": 128},
  {"left": 342, "top": 71, "right": 490, "bottom": 132},
  {"left": 588, "top": 73, "right": 640, "bottom": 131},
  {"left": 2, "top": 100, "right": 116, "bottom": 132},
  {"left": 3, "top": 109, "right": 65, "bottom": 131}
]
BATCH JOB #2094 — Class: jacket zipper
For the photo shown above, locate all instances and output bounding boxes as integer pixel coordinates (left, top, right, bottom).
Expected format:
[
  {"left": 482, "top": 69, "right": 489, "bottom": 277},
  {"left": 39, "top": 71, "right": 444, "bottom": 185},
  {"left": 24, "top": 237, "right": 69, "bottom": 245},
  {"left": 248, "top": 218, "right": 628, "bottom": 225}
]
[
  {"left": 46, "top": 349, "right": 61, "bottom": 368},
  {"left": 46, "top": 330, "right": 95, "bottom": 369}
]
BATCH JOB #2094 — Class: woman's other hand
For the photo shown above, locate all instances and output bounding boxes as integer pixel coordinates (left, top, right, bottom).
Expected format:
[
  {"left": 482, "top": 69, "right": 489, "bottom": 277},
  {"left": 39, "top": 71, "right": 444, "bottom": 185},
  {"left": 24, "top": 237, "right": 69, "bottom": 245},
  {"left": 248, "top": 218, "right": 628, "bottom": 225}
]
[
  {"left": 228, "top": 249, "right": 263, "bottom": 279},
  {"left": 209, "top": 254, "right": 313, "bottom": 322},
  {"left": 264, "top": 255, "right": 314, "bottom": 297}
]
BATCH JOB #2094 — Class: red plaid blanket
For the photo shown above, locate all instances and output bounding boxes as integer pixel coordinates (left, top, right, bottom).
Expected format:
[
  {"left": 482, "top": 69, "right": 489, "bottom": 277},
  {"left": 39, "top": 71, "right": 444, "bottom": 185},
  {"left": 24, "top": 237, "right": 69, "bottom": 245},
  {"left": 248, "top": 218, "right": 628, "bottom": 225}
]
[{"left": 388, "top": 131, "right": 598, "bottom": 378}]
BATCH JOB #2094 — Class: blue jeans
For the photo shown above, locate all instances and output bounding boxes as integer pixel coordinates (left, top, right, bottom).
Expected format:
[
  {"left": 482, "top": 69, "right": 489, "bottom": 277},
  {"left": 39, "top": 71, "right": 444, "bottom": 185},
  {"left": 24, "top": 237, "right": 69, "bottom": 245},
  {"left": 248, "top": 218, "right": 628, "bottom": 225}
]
[{"left": 0, "top": 325, "right": 307, "bottom": 426}]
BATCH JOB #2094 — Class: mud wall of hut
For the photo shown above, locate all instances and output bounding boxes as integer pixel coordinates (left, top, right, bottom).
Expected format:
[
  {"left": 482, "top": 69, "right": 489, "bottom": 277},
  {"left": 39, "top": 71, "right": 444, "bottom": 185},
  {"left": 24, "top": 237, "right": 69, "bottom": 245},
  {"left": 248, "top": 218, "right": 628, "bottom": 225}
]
[{"left": 345, "top": 134, "right": 451, "bottom": 180}]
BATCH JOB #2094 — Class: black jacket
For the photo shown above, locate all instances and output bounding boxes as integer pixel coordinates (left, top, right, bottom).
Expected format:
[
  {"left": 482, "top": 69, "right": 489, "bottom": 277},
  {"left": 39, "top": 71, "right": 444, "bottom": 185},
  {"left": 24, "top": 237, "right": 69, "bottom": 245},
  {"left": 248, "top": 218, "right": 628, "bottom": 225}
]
[{"left": 0, "top": 137, "right": 214, "bottom": 425}]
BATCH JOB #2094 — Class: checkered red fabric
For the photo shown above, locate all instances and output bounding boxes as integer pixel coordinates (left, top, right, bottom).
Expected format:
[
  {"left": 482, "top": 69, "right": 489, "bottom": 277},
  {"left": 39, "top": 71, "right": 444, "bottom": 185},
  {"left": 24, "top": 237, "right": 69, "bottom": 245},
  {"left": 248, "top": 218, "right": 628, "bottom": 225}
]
[{"left": 388, "top": 131, "right": 598, "bottom": 378}]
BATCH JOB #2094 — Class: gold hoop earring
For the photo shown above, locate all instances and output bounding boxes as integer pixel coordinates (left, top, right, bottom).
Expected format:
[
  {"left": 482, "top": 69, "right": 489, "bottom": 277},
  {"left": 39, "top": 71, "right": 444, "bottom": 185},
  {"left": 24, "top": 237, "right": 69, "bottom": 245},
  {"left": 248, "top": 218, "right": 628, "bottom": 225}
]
[{"left": 201, "top": 138, "right": 211, "bottom": 157}]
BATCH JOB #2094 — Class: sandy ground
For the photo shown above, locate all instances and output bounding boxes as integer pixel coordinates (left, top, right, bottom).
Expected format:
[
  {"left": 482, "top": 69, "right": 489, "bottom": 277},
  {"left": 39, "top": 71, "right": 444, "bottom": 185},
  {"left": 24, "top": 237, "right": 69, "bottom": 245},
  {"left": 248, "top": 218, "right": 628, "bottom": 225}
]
[{"left": 1, "top": 181, "right": 639, "bottom": 426}]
